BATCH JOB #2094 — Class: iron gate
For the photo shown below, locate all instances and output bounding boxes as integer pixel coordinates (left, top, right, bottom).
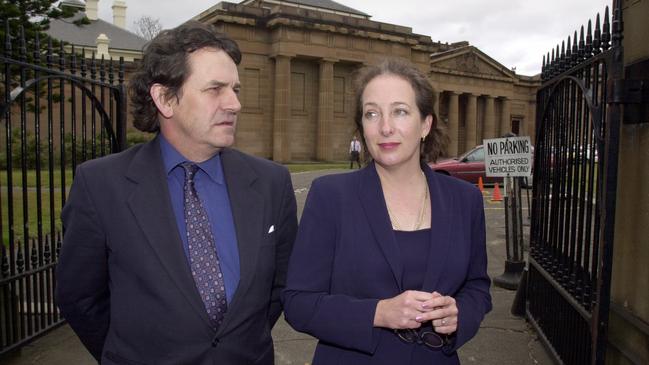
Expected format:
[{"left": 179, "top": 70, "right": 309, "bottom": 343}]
[
  {"left": 526, "top": 2, "right": 623, "bottom": 365},
  {"left": 0, "top": 23, "right": 126, "bottom": 355}
]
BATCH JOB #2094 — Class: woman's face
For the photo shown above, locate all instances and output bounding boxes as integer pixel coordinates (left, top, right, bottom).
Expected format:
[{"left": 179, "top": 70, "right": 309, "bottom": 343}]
[{"left": 361, "top": 74, "right": 432, "bottom": 170}]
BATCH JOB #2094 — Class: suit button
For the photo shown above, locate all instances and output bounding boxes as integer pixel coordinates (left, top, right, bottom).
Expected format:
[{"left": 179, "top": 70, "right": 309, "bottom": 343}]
[{"left": 211, "top": 338, "right": 220, "bottom": 347}]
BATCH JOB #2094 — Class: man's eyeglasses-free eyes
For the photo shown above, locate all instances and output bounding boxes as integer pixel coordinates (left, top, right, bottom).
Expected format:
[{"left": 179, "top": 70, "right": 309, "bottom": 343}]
[{"left": 394, "top": 328, "right": 448, "bottom": 349}]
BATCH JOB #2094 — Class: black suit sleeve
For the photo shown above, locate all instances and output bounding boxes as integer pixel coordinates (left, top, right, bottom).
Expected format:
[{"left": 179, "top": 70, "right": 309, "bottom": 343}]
[
  {"left": 268, "top": 168, "right": 298, "bottom": 327},
  {"left": 55, "top": 166, "right": 110, "bottom": 361}
]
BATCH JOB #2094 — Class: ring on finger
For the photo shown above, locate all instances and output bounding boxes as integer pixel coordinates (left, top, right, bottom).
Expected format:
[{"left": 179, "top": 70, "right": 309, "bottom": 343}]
[{"left": 441, "top": 318, "right": 447, "bottom": 326}]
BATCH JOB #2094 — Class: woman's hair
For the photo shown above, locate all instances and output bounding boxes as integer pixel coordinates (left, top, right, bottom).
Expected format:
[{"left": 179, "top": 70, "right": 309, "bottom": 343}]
[
  {"left": 129, "top": 21, "right": 242, "bottom": 132},
  {"left": 352, "top": 58, "right": 449, "bottom": 162}
]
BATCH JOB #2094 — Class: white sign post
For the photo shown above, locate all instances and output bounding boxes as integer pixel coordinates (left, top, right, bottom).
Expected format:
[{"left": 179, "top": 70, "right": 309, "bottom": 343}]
[{"left": 486, "top": 136, "right": 532, "bottom": 291}]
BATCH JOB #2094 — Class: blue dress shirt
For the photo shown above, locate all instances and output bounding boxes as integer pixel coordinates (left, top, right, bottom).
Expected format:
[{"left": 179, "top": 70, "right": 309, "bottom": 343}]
[{"left": 159, "top": 135, "right": 240, "bottom": 304}]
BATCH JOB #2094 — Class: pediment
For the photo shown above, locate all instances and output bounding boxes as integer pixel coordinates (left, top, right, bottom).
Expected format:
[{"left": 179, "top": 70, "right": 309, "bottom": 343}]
[{"left": 430, "top": 46, "right": 516, "bottom": 80}]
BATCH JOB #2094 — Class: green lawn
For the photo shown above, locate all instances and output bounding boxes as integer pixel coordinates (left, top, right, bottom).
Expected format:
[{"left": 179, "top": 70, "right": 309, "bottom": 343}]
[
  {"left": 1, "top": 189, "right": 64, "bottom": 247},
  {"left": 284, "top": 162, "right": 348, "bottom": 173},
  {"left": 0, "top": 169, "right": 73, "bottom": 188}
]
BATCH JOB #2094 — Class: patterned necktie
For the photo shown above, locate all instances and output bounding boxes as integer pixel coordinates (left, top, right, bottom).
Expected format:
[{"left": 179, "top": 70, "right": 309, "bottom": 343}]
[{"left": 181, "top": 162, "right": 227, "bottom": 330}]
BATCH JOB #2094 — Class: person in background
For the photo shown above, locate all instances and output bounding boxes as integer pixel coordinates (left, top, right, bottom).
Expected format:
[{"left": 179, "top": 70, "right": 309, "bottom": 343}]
[
  {"left": 282, "top": 58, "right": 491, "bottom": 365},
  {"left": 349, "top": 135, "right": 362, "bottom": 169},
  {"left": 56, "top": 21, "right": 297, "bottom": 364}
]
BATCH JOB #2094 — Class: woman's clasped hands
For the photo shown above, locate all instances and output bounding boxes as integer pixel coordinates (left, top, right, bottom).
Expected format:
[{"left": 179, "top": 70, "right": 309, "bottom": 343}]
[{"left": 374, "top": 290, "right": 458, "bottom": 334}]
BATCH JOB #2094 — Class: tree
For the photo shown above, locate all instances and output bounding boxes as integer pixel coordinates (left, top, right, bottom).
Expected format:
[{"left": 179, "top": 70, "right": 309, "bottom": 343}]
[
  {"left": 132, "top": 15, "right": 162, "bottom": 41},
  {"left": 0, "top": 0, "right": 87, "bottom": 50}
]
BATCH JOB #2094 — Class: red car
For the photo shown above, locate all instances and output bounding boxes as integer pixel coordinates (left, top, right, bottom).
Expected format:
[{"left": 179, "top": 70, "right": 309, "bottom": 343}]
[
  {"left": 429, "top": 145, "right": 500, "bottom": 185},
  {"left": 429, "top": 145, "right": 533, "bottom": 187}
]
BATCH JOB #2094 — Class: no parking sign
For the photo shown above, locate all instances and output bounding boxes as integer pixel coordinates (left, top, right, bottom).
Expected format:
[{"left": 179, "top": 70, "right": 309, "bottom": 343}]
[{"left": 484, "top": 136, "right": 533, "bottom": 178}]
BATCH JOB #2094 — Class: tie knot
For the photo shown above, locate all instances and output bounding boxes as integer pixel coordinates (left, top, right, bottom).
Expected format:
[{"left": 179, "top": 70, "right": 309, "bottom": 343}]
[{"left": 180, "top": 162, "right": 199, "bottom": 182}]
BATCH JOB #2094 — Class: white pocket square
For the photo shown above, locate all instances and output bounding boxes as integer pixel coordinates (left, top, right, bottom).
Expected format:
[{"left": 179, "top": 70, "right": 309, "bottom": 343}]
[{"left": 268, "top": 225, "right": 275, "bottom": 233}]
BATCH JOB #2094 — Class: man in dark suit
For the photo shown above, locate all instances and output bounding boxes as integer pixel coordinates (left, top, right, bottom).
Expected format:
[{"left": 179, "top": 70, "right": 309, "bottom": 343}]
[{"left": 56, "top": 21, "right": 297, "bottom": 364}]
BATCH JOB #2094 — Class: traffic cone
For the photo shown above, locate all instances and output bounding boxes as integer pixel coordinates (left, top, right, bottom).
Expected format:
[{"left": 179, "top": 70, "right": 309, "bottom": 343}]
[
  {"left": 492, "top": 183, "right": 503, "bottom": 201},
  {"left": 478, "top": 176, "right": 485, "bottom": 194}
]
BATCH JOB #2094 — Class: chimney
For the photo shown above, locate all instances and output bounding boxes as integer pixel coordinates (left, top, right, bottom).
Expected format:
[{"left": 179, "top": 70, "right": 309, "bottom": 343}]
[
  {"left": 85, "top": 0, "right": 98, "bottom": 21},
  {"left": 112, "top": 0, "right": 127, "bottom": 29},
  {"left": 95, "top": 33, "right": 111, "bottom": 59}
]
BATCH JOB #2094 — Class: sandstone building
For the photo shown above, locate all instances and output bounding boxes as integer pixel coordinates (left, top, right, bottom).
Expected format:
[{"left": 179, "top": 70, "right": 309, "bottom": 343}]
[{"left": 194, "top": 0, "right": 540, "bottom": 162}]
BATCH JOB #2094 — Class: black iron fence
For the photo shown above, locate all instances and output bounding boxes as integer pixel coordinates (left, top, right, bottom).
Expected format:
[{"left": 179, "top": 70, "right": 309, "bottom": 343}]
[
  {"left": 527, "top": 2, "right": 622, "bottom": 364},
  {"left": 0, "top": 23, "right": 126, "bottom": 354}
]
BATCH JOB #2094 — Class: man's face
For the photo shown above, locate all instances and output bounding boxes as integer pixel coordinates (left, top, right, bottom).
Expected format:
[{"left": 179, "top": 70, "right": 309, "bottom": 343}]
[{"left": 160, "top": 47, "right": 241, "bottom": 161}]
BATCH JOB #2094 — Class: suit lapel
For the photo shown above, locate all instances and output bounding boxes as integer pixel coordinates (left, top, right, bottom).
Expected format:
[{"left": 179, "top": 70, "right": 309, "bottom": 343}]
[
  {"left": 125, "top": 137, "right": 213, "bottom": 331},
  {"left": 357, "top": 163, "right": 403, "bottom": 291},
  {"left": 217, "top": 149, "right": 263, "bottom": 333},
  {"left": 421, "top": 165, "right": 454, "bottom": 292}
]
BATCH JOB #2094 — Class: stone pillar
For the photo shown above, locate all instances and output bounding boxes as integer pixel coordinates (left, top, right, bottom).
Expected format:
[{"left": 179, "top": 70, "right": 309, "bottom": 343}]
[
  {"left": 484, "top": 95, "right": 496, "bottom": 140},
  {"left": 272, "top": 55, "right": 291, "bottom": 162},
  {"left": 500, "top": 97, "right": 511, "bottom": 137},
  {"left": 317, "top": 59, "right": 335, "bottom": 161},
  {"left": 447, "top": 91, "right": 460, "bottom": 156},
  {"left": 465, "top": 93, "right": 477, "bottom": 152}
]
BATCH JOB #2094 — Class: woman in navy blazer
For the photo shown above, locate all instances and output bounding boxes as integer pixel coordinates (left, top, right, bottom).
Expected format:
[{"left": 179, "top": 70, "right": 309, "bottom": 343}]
[{"left": 282, "top": 59, "right": 492, "bottom": 364}]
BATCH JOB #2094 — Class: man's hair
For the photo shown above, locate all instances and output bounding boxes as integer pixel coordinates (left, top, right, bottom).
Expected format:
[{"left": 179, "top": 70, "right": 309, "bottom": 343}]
[
  {"left": 352, "top": 58, "right": 449, "bottom": 162},
  {"left": 129, "top": 21, "right": 242, "bottom": 132}
]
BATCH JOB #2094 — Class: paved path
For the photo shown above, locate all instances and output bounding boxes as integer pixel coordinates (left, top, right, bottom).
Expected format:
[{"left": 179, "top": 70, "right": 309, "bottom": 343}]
[{"left": 1, "top": 169, "right": 552, "bottom": 365}]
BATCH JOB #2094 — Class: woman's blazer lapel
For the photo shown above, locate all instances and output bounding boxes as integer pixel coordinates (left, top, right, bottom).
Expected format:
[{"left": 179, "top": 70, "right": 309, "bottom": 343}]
[
  {"left": 357, "top": 163, "right": 404, "bottom": 291},
  {"left": 421, "top": 165, "right": 454, "bottom": 293}
]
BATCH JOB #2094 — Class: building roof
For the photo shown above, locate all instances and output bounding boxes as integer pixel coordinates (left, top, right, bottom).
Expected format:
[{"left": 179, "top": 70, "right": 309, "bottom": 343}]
[
  {"left": 47, "top": 12, "right": 147, "bottom": 52},
  {"left": 241, "top": 0, "right": 369, "bottom": 17}
]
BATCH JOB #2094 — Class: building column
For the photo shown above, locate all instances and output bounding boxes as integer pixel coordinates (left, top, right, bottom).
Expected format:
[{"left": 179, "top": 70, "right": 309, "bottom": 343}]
[
  {"left": 500, "top": 97, "right": 511, "bottom": 136},
  {"left": 317, "top": 58, "right": 335, "bottom": 161},
  {"left": 432, "top": 89, "right": 440, "bottom": 119},
  {"left": 273, "top": 55, "right": 291, "bottom": 162},
  {"left": 484, "top": 95, "right": 496, "bottom": 140},
  {"left": 465, "top": 93, "right": 477, "bottom": 152},
  {"left": 447, "top": 91, "right": 460, "bottom": 156}
]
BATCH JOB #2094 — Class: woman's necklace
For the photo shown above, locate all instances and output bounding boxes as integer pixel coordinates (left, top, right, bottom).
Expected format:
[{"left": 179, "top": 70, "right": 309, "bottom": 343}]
[{"left": 385, "top": 171, "right": 429, "bottom": 231}]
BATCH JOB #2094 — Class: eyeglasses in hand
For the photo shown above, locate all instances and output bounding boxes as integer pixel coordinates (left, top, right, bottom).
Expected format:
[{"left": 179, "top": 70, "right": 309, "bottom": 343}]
[{"left": 394, "top": 328, "right": 448, "bottom": 349}]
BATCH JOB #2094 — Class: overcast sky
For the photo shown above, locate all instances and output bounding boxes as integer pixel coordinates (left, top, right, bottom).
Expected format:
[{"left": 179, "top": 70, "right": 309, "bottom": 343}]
[{"left": 97, "top": 0, "right": 613, "bottom": 76}]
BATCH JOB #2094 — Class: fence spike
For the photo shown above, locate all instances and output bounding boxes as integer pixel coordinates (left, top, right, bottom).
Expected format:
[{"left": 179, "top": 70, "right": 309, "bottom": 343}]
[
  {"left": 44, "top": 235, "right": 52, "bottom": 264},
  {"left": 47, "top": 38, "right": 53, "bottom": 67},
  {"left": 565, "top": 36, "right": 572, "bottom": 69},
  {"left": 578, "top": 26, "right": 585, "bottom": 62},
  {"left": 91, "top": 52, "right": 97, "bottom": 80},
  {"left": 586, "top": 20, "right": 593, "bottom": 57},
  {"left": 109, "top": 57, "right": 115, "bottom": 85},
  {"left": 119, "top": 57, "right": 125, "bottom": 84},
  {"left": 4, "top": 20, "right": 11, "bottom": 55},
  {"left": 81, "top": 49, "right": 87, "bottom": 78},
  {"left": 59, "top": 40, "right": 65, "bottom": 71},
  {"left": 30, "top": 238, "right": 39, "bottom": 269},
  {"left": 100, "top": 54, "right": 106, "bottom": 83},
  {"left": 602, "top": 6, "right": 611, "bottom": 50},
  {"left": 1, "top": 249, "right": 9, "bottom": 277},
  {"left": 541, "top": 54, "right": 546, "bottom": 80},
  {"left": 571, "top": 31, "right": 578, "bottom": 66},
  {"left": 593, "top": 13, "right": 601, "bottom": 54},
  {"left": 19, "top": 25, "right": 27, "bottom": 61},
  {"left": 16, "top": 241, "right": 25, "bottom": 273},
  {"left": 559, "top": 41, "right": 566, "bottom": 73},
  {"left": 612, "top": 0, "right": 624, "bottom": 47},
  {"left": 71, "top": 45, "right": 77, "bottom": 74},
  {"left": 34, "top": 31, "right": 41, "bottom": 65}
]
